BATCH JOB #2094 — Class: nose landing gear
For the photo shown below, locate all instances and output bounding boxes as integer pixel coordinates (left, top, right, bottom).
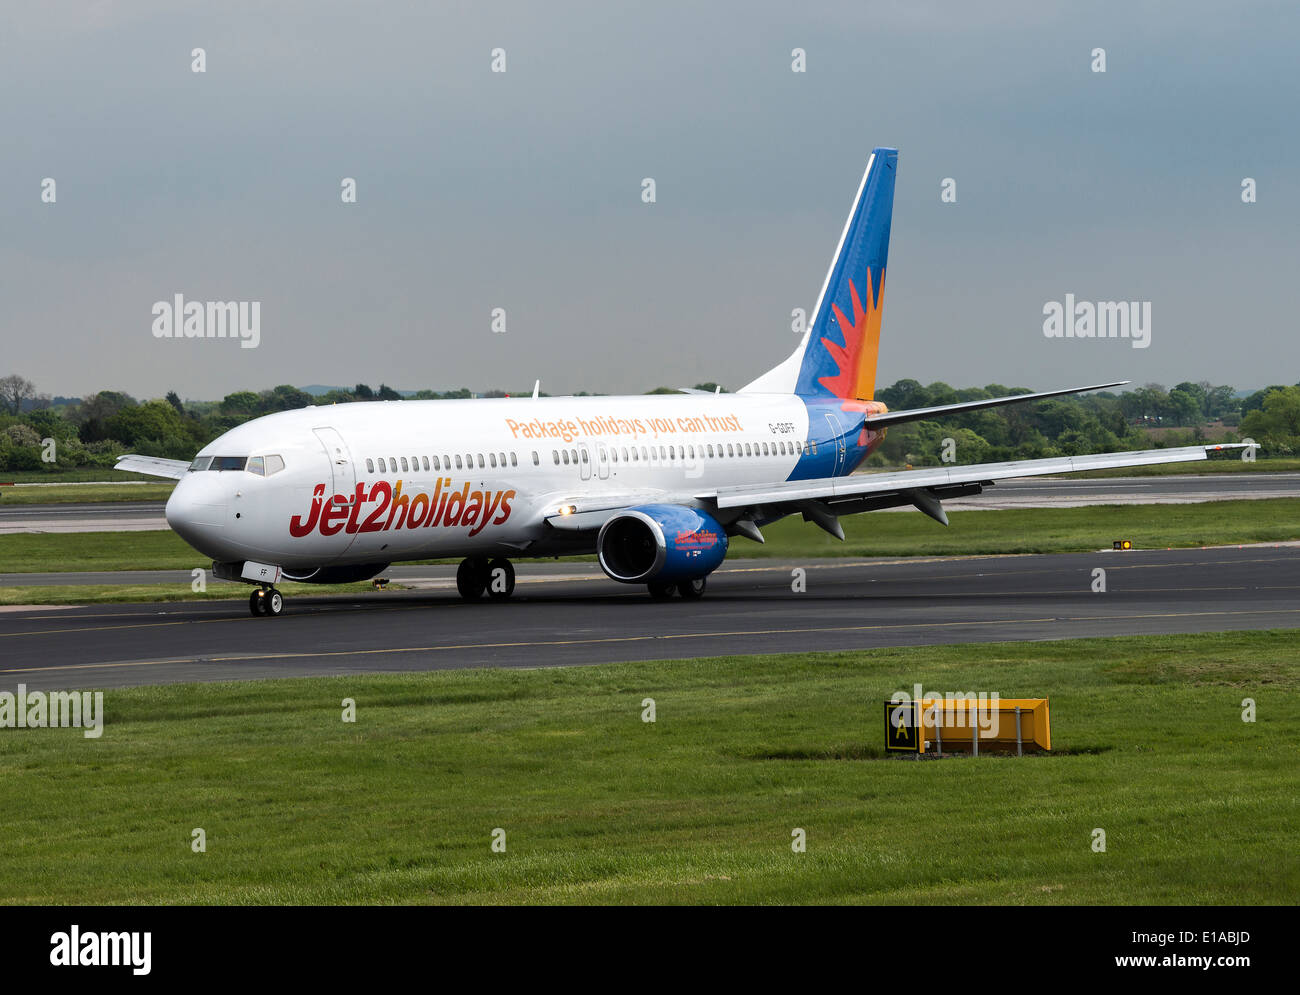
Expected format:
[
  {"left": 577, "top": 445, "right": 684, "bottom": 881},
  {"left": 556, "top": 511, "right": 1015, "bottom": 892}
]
[{"left": 249, "top": 587, "right": 284, "bottom": 617}]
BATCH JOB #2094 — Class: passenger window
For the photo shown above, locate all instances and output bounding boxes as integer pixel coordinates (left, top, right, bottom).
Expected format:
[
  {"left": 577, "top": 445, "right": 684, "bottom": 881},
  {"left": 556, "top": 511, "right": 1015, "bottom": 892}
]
[
  {"left": 378, "top": 457, "right": 387, "bottom": 472},
  {"left": 511, "top": 453, "right": 517, "bottom": 467},
  {"left": 433, "top": 455, "right": 440, "bottom": 470},
  {"left": 811, "top": 441, "right": 818, "bottom": 455},
  {"left": 247, "top": 456, "right": 265, "bottom": 476},
  {"left": 422, "top": 456, "right": 429, "bottom": 471},
  {"left": 621, "top": 447, "right": 629, "bottom": 462},
  {"left": 443, "top": 455, "right": 450, "bottom": 468},
  {"left": 532, "top": 451, "right": 538, "bottom": 465},
  {"left": 707, "top": 444, "right": 714, "bottom": 458},
  {"left": 455, "top": 455, "right": 463, "bottom": 469},
  {"left": 581, "top": 449, "right": 588, "bottom": 464},
  {"left": 562, "top": 451, "right": 570, "bottom": 465},
  {"left": 726, "top": 444, "right": 734, "bottom": 457},
  {"left": 499, "top": 452, "right": 506, "bottom": 466},
  {"left": 489, "top": 453, "right": 497, "bottom": 468},
  {"left": 659, "top": 446, "right": 666, "bottom": 460},
  {"left": 477, "top": 454, "right": 485, "bottom": 468},
  {"left": 762, "top": 442, "right": 769, "bottom": 456},
  {"left": 553, "top": 450, "right": 560, "bottom": 464},
  {"left": 389, "top": 456, "right": 397, "bottom": 470},
  {"left": 366, "top": 458, "right": 374, "bottom": 473},
  {"left": 668, "top": 446, "right": 675, "bottom": 460},
  {"left": 401, "top": 457, "right": 409, "bottom": 471}
]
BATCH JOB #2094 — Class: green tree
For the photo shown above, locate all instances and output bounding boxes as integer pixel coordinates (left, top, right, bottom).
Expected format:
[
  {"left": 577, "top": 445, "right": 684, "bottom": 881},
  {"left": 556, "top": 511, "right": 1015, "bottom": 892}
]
[{"left": 1240, "top": 386, "right": 1300, "bottom": 455}]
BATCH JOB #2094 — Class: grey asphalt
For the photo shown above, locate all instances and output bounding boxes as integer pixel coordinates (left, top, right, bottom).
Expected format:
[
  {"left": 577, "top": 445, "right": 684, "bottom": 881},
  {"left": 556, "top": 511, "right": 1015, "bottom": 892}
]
[
  {"left": 2, "top": 473, "right": 1298, "bottom": 533},
  {"left": 1, "top": 545, "right": 1295, "bottom": 692}
]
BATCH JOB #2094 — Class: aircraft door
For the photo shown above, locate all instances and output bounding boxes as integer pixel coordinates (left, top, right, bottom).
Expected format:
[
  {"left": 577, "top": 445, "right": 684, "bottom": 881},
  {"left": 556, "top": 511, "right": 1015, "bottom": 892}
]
[{"left": 823, "top": 413, "right": 848, "bottom": 476}]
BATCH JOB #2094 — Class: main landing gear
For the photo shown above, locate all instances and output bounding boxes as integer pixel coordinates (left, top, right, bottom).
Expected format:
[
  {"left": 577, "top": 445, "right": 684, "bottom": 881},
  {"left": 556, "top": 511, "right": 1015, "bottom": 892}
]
[
  {"left": 456, "top": 557, "right": 516, "bottom": 600},
  {"left": 249, "top": 586, "right": 284, "bottom": 617},
  {"left": 648, "top": 577, "right": 707, "bottom": 600}
]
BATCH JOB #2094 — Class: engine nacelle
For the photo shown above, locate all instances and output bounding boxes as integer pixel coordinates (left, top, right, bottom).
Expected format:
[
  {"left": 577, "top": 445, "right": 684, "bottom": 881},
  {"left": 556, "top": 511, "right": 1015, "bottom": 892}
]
[{"left": 596, "top": 505, "right": 728, "bottom": 584}]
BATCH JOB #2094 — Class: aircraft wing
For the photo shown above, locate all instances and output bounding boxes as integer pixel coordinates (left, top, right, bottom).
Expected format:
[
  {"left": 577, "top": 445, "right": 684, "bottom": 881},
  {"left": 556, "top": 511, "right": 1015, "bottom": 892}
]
[
  {"left": 113, "top": 454, "right": 190, "bottom": 480},
  {"left": 699, "top": 444, "right": 1246, "bottom": 534}
]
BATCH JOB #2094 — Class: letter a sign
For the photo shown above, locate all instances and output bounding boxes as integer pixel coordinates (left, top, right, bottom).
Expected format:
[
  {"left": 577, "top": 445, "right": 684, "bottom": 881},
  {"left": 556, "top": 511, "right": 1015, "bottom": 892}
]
[{"left": 884, "top": 700, "right": 921, "bottom": 753}]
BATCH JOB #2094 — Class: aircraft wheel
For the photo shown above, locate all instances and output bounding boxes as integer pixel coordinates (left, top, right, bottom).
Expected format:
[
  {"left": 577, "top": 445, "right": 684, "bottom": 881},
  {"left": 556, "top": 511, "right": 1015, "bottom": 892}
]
[
  {"left": 249, "top": 590, "right": 266, "bottom": 616},
  {"left": 677, "top": 577, "right": 707, "bottom": 600},
  {"left": 265, "top": 589, "right": 284, "bottom": 617},
  {"left": 456, "top": 558, "right": 488, "bottom": 600},
  {"left": 647, "top": 581, "right": 675, "bottom": 599},
  {"left": 486, "top": 558, "right": 516, "bottom": 600}
]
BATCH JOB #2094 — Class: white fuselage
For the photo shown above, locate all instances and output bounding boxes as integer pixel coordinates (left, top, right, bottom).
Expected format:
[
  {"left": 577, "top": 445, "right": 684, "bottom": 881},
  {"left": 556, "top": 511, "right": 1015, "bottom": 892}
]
[{"left": 166, "top": 393, "right": 832, "bottom": 571}]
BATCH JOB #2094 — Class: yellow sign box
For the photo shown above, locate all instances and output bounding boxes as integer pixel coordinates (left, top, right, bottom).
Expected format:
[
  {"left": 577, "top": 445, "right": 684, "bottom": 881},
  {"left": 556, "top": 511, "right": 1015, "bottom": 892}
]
[{"left": 918, "top": 698, "right": 1051, "bottom": 754}]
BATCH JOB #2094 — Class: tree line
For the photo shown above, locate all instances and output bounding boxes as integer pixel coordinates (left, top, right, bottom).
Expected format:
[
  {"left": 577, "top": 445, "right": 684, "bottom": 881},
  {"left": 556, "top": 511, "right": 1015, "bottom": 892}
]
[{"left": 1, "top": 374, "right": 1297, "bottom": 473}]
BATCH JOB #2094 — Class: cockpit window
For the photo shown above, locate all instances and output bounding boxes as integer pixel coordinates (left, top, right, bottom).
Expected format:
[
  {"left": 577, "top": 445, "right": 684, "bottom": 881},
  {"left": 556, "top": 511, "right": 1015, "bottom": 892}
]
[
  {"left": 265, "top": 455, "right": 285, "bottom": 475},
  {"left": 210, "top": 456, "right": 247, "bottom": 471},
  {"left": 189, "top": 456, "right": 213, "bottom": 471},
  {"left": 247, "top": 456, "right": 265, "bottom": 476}
]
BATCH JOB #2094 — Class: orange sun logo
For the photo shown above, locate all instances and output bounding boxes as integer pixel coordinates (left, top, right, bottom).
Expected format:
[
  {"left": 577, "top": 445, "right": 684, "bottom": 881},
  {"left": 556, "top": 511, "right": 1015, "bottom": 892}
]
[{"left": 817, "top": 270, "right": 884, "bottom": 403}]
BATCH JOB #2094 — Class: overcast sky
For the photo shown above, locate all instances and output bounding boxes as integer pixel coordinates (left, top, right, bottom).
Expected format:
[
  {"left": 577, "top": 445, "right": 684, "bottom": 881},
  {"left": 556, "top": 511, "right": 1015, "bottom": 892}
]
[{"left": 1, "top": 1, "right": 1296, "bottom": 401}]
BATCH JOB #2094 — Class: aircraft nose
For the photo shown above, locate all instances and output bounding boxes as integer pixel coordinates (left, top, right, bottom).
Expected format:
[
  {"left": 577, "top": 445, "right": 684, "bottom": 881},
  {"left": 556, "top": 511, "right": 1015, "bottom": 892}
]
[{"left": 165, "top": 474, "right": 230, "bottom": 556}]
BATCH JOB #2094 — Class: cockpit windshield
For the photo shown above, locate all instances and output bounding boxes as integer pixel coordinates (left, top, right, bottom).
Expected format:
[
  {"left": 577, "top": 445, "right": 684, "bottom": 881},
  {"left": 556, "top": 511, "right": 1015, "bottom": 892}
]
[{"left": 189, "top": 455, "right": 285, "bottom": 474}]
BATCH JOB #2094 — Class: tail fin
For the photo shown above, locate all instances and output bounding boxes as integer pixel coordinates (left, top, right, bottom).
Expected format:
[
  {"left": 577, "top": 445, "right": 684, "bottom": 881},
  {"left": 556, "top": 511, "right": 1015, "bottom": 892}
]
[{"left": 740, "top": 148, "right": 897, "bottom": 399}]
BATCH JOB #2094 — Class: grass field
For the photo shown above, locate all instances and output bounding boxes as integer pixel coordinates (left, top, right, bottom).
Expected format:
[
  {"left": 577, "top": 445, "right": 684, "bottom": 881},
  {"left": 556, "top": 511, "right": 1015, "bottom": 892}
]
[
  {"left": 2, "top": 498, "right": 1297, "bottom": 576},
  {"left": 0, "top": 630, "right": 1294, "bottom": 905},
  {"left": 0, "top": 469, "right": 163, "bottom": 484},
  {"left": 0, "top": 483, "right": 176, "bottom": 505},
  {"left": 1053, "top": 457, "right": 1300, "bottom": 478}
]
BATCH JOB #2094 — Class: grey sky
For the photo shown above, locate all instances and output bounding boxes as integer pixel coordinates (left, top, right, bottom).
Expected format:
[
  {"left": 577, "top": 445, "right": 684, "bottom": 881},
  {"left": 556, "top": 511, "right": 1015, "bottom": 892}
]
[{"left": 1, "top": 1, "right": 1296, "bottom": 401}]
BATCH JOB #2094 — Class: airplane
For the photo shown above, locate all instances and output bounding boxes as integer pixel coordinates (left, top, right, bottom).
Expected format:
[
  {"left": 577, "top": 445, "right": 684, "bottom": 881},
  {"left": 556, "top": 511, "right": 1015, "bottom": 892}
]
[{"left": 117, "top": 147, "right": 1244, "bottom": 617}]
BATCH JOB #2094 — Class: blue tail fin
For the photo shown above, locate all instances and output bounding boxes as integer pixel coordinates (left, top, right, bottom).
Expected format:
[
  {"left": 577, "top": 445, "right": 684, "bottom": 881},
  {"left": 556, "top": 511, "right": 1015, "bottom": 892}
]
[{"left": 741, "top": 149, "right": 897, "bottom": 399}]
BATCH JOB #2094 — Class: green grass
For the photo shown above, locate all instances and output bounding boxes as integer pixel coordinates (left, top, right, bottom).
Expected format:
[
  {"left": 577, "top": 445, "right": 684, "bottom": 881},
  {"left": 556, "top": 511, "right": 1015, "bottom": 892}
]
[
  {"left": 2, "top": 498, "right": 1297, "bottom": 575},
  {"left": 0, "top": 483, "right": 175, "bottom": 505},
  {"left": 753, "top": 498, "right": 1300, "bottom": 558},
  {"left": 0, "top": 531, "right": 200, "bottom": 572},
  {"left": 0, "top": 631, "right": 1294, "bottom": 905},
  {"left": 0, "top": 468, "right": 162, "bottom": 484},
  {"left": 1053, "top": 457, "right": 1300, "bottom": 478},
  {"left": 0, "top": 581, "right": 400, "bottom": 606}
]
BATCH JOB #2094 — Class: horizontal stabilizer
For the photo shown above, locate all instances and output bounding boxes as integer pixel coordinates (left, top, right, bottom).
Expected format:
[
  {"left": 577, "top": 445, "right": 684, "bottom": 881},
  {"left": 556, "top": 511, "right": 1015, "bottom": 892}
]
[{"left": 864, "top": 381, "right": 1129, "bottom": 429}]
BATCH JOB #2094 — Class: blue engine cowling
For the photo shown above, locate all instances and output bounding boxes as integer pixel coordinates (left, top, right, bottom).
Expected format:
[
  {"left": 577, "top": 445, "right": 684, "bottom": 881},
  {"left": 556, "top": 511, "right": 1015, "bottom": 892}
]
[{"left": 596, "top": 504, "right": 728, "bottom": 584}]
